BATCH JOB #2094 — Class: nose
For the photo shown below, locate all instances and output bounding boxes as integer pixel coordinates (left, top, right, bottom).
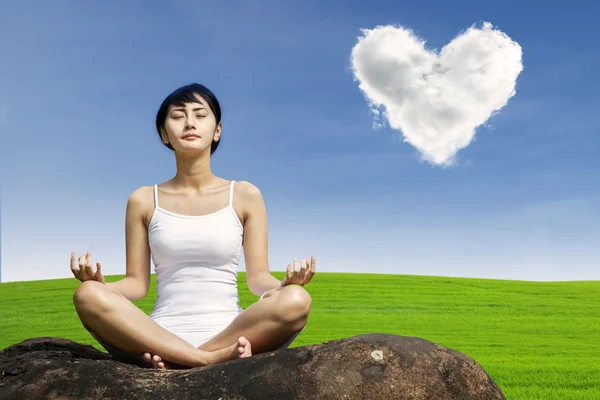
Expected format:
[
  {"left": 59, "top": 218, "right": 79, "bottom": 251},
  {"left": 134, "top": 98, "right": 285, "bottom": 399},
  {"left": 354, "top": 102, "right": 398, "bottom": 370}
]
[{"left": 185, "top": 114, "right": 196, "bottom": 129}]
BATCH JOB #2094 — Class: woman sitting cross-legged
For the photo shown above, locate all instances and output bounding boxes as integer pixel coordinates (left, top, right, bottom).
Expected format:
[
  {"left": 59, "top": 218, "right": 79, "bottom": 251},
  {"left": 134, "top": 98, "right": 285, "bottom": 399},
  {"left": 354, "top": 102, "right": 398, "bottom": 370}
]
[{"left": 70, "top": 83, "right": 316, "bottom": 369}]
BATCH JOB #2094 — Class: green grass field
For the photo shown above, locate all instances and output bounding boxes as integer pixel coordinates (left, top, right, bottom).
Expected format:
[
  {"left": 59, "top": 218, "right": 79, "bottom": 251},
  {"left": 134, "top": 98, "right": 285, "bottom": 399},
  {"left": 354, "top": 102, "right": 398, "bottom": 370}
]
[{"left": 1, "top": 272, "right": 599, "bottom": 399}]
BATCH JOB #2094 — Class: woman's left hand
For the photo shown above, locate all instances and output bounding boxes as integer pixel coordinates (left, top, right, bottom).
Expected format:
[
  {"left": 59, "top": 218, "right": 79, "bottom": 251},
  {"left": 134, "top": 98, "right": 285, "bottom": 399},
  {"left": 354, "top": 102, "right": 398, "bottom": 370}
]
[{"left": 280, "top": 256, "right": 316, "bottom": 287}]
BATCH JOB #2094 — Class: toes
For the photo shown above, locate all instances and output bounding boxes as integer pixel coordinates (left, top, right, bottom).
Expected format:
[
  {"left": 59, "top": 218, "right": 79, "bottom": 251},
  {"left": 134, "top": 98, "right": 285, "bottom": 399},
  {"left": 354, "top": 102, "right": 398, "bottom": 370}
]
[
  {"left": 141, "top": 353, "right": 166, "bottom": 369},
  {"left": 148, "top": 355, "right": 162, "bottom": 369},
  {"left": 234, "top": 336, "right": 252, "bottom": 359}
]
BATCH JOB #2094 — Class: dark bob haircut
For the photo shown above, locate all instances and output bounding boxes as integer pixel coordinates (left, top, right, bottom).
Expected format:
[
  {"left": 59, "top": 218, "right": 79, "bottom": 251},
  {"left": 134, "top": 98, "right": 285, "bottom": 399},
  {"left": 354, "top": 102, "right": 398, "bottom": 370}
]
[{"left": 155, "top": 83, "right": 222, "bottom": 154}]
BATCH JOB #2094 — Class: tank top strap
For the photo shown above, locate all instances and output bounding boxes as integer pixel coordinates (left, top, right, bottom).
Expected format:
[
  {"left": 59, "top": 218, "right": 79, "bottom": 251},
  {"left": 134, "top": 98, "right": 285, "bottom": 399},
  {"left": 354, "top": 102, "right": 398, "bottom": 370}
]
[
  {"left": 154, "top": 184, "right": 159, "bottom": 209},
  {"left": 229, "top": 180, "right": 235, "bottom": 207}
]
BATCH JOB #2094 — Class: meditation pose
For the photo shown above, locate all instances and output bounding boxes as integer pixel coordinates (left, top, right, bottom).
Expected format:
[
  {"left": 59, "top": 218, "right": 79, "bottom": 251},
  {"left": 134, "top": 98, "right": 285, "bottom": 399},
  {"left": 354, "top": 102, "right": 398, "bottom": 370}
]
[{"left": 70, "top": 83, "right": 316, "bottom": 369}]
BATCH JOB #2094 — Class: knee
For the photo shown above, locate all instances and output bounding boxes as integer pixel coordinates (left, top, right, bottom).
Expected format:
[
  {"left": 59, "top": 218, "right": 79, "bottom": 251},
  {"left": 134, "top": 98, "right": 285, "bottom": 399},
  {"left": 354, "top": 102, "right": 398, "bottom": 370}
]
[
  {"left": 73, "top": 280, "right": 112, "bottom": 314},
  {"left": 276, "top": 285, "right": 312, "bottom": 325}
]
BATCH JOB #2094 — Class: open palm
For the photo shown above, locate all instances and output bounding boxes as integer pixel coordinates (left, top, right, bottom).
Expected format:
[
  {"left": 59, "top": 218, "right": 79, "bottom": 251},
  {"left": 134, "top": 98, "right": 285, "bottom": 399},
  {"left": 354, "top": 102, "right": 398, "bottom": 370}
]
[{"left": 280, "top": 256, "right": 316, "bottom": 287}]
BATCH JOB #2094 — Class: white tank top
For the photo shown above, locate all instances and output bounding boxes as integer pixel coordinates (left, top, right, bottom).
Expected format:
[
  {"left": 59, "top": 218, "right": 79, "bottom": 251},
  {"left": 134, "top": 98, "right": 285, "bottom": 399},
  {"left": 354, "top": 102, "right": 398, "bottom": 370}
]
[{"left": 148, "top": 180, "right": 244, "bottom": 332}]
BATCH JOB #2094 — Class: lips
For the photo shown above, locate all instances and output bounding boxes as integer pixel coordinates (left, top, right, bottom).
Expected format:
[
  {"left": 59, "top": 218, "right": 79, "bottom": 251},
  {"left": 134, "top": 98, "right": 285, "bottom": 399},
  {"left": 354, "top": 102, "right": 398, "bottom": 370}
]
[{"left": 182, "top": 133, "right": 200, "bottom": 139}]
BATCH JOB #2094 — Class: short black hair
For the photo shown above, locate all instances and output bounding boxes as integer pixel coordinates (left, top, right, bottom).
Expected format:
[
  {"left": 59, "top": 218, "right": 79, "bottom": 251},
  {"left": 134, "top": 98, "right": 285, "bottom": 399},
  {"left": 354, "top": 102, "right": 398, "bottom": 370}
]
[{"left": 155, "top": 83, "right": 222, "bottom": 154}]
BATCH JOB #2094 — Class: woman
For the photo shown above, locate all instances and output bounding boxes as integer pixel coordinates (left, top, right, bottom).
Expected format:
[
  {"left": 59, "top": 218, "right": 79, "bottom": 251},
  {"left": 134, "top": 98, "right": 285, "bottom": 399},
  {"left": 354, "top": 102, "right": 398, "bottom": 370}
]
[{"left": 70, "top": 83, "right": 316, "bottom": 370}]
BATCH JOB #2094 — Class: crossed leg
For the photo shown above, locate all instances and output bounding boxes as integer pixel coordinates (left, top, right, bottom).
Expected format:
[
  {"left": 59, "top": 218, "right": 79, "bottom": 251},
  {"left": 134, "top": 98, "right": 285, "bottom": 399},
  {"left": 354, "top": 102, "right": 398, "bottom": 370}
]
[
  {"left": 145, "top": 284, "right": 312, "bottom": 369},
  {"left": 73, "top": 280, "right": 251, "bottom": 369}
]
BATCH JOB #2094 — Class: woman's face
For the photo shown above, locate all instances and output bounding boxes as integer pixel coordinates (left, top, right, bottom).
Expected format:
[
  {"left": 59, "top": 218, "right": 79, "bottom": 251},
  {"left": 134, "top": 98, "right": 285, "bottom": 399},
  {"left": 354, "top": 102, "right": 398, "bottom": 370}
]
[{"left": 160, "top": 94, "right": 221, "bottom": 153}]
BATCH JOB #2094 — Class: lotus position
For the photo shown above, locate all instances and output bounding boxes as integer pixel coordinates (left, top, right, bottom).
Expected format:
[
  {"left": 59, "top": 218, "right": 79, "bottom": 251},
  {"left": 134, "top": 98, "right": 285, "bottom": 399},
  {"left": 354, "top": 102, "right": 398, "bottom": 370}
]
[{"left": 70, "top": 83, "right": 315, "bottom": 369}]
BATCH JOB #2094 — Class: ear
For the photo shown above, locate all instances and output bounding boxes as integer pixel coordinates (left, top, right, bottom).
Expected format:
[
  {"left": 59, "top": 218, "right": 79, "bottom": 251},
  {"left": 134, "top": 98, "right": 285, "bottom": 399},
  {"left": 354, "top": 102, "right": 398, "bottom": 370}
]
[
  {"left": 213, "top": 122, "right": 222, "bottom": 142},
  {"left": 159, "top": 127, "right": 170, "bottom": 144}
]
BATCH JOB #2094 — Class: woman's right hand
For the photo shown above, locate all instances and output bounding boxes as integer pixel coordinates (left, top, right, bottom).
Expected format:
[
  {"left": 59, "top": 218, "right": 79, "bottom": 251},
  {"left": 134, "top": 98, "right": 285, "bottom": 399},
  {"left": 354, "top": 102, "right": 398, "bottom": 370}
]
[{"left": 70, "top": 251, "right": 105, "bottom": 283}]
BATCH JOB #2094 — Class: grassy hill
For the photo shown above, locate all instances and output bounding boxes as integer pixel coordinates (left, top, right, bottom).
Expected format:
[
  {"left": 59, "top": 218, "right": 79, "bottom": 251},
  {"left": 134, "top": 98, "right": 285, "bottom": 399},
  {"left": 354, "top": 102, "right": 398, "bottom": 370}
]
[{"left": 1, "top": 272, "right": 599, "bottom": 399}]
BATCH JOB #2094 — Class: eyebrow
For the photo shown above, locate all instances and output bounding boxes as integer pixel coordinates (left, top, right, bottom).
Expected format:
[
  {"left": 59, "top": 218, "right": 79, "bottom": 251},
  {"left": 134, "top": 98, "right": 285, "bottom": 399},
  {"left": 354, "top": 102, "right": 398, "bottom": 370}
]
[{"left": 171, "top": 106, "right": 206, "bottom": 112}]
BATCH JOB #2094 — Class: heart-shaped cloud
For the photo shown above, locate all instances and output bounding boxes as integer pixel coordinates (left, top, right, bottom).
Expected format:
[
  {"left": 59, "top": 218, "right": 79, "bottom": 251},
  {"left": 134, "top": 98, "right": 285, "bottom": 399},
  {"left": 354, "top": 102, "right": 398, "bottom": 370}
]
[{"left": 350, "top": 22, "right": 523, "bottom": 166}]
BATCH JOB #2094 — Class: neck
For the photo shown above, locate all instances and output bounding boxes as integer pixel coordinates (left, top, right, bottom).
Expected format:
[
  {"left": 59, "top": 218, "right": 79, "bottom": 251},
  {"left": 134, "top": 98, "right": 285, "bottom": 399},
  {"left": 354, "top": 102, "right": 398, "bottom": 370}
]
[{"left": 172, "top": 150, "right": 216, "bottom": 190}]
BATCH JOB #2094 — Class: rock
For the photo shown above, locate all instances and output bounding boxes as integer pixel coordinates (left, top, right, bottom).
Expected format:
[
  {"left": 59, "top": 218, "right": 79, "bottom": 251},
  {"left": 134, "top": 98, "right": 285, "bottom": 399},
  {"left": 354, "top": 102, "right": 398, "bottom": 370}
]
[{"left": 0, "top": 334, "right": 505, "bottom": 399}]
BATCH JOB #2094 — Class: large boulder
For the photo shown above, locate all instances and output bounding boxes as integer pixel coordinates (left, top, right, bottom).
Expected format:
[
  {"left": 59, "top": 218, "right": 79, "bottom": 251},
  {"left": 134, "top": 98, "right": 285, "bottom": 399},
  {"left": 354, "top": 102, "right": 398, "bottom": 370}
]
[{"left": 0, "top": 334, "right": 505, "bottom": 399}]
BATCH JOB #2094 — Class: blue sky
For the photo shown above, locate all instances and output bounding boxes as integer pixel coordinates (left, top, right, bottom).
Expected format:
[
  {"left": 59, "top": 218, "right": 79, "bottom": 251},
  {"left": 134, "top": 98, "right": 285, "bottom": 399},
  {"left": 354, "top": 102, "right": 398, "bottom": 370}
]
[{"left": 1, "top": 0, "right": 599, "bottom": 283}]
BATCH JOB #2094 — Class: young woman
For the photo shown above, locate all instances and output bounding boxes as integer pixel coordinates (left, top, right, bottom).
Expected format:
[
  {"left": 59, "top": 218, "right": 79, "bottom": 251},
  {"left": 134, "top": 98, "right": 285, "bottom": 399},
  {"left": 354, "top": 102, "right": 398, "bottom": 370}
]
[{"left": 70, "top": 83, "right": 316, "bottom": 370}]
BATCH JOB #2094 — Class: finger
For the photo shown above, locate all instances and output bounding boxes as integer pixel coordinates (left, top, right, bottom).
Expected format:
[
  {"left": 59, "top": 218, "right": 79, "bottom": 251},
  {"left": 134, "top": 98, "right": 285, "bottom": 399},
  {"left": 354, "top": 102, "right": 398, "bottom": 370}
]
[
  {"left": 70, "top": 252, "right": 79, "bottom": 277},
  {"left": 84, "top": 252, "right": 94, "bottom": 277},
  {"left": 79, "top": 254, "right": 88, "bottom": 277},
  {"left": 70, "top": 252, "right": 77, "bottom": 270},
  {"left": 95, "top": 262, "right": 103, "bottom": 278},
  {"left": 298, "top": 258, "right": 308, "bottom": 281},
  {"left": 293, "top": 258, "right": 299, "bottom": 281},
  {"left": 85, "top": 251, "right": 93, "bottom": 274},
  {"left": 308, "top": 256, "right": 317, "bottom": 278}
]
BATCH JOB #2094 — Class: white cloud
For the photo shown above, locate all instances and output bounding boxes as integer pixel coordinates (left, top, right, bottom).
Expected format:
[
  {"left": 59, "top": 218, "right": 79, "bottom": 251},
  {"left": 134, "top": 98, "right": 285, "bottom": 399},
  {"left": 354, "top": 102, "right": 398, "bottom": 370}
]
[{"left": 350, "top": 22, "right": 523, "bottom": 166}]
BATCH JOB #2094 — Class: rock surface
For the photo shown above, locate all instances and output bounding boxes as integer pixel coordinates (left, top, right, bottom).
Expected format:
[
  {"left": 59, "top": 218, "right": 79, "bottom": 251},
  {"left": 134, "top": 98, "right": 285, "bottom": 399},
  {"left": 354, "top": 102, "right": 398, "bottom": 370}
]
[{"left": 0, "top": 334, "right": 505, "bottom": 399}]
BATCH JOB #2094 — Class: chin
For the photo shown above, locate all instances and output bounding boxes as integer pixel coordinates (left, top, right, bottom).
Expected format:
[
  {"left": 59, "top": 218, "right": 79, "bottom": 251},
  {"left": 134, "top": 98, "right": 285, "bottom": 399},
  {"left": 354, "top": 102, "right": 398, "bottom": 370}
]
[{"left": 177, "top": 145, "right": 208, "bottom": 154}]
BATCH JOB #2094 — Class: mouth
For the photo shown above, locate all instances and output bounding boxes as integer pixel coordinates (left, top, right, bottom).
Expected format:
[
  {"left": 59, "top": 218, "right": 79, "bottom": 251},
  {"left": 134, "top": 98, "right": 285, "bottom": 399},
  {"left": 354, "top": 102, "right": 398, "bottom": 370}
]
[{"left": 182, "top": 134, "right": 200, "bottom": 139}]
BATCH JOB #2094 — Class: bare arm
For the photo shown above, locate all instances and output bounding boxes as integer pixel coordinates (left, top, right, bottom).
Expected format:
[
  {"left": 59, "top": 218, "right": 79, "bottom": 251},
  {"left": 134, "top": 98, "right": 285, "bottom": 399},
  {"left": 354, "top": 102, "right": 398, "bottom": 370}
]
[
  {"left": 105, "top": 187, "right": 152, "bottom": 301},
  {"left": 240, "top": 182, "right": 282, "bottom": 296}
]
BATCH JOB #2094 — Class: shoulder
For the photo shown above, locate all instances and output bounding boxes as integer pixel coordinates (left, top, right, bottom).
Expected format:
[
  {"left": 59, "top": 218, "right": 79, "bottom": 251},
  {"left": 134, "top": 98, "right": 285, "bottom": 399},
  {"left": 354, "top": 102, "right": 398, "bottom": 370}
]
[
  {"left": 233, "top": 181, "right": 266, "bottom": 221},
  {"left": 126, "top": 186, "right": 156, "bottom": 223},
  {"left": 233, "top": 180, "right": 263, "bottom": 202},
  {"left": 128, "top": 185, "right": 155, "bottom": 206}
]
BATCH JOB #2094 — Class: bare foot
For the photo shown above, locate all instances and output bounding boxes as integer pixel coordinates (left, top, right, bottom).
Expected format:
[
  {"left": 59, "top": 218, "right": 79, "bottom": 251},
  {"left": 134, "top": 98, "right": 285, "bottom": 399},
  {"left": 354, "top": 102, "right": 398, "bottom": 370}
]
[
  {"left": 142, "top": 353, "right": 164, "bottom": 369},
  {"left": 205, "top": 336, "right": 252, "bottom": 365},
  {"left": 142, "top": 336, "right": 252, "bottom": 370},
  {"left": 235, "top": 336, "right": 252, "bottom": 359},
  {"left": 141, "top": 353, "right": 184, "bottom": 370}
]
